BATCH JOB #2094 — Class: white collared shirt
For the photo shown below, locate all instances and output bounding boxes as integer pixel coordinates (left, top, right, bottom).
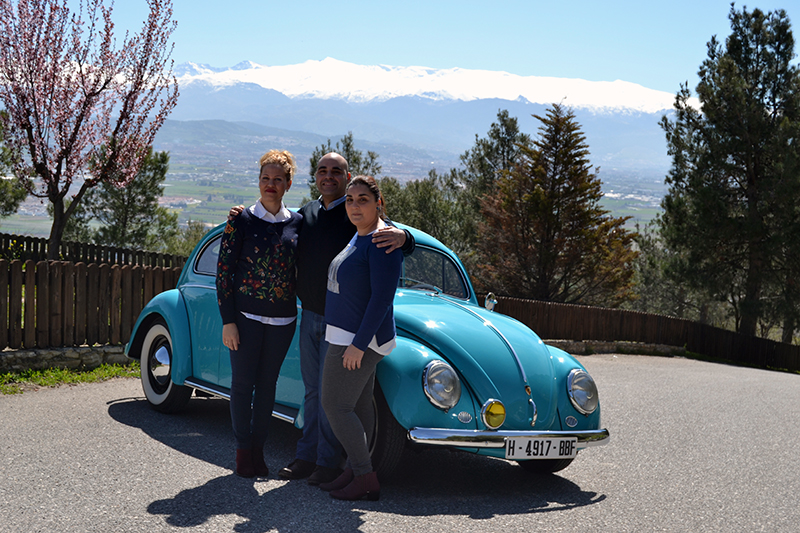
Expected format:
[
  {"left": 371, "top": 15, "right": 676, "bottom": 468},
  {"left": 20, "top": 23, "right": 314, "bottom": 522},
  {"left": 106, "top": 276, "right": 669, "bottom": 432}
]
[
  {"left": 251, "top": 200, "right": 292, "bottom": 222},
  {"left": 241, "top": 200, "right": 296, "bottom": 326}
]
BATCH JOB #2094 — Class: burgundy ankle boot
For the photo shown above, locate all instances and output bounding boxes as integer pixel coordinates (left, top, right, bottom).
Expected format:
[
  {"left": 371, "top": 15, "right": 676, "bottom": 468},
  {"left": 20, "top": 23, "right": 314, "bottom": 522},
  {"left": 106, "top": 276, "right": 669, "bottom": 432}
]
[
  {"left": 251, "top": 447, "right": 269, "bottom": 477},
  {"left": 319, "top": 467, "right": 353, "bottom": 492},
  {"left": 330, "top": 471, "right": 380, "bottom": 501},
  {"left": 235, "top": 448, "right": 255, "bottom": 478}
]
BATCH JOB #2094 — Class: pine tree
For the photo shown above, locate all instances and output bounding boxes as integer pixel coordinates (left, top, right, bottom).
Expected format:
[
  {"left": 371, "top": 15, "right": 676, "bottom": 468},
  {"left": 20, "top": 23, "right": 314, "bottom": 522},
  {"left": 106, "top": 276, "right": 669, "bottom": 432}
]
[
  {"left": 659, "top": 5, "right": 800, "bottom": 337},
  {"left": 476, "top": 104, "right": 637, "bottom": 305}
]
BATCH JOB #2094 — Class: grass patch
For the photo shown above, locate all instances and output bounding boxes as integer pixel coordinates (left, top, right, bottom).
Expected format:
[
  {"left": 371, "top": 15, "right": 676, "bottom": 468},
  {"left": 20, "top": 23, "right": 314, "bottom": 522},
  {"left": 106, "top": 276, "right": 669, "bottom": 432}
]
[{"left": 0, "top": 362, "right": 140, "bottom": 395}]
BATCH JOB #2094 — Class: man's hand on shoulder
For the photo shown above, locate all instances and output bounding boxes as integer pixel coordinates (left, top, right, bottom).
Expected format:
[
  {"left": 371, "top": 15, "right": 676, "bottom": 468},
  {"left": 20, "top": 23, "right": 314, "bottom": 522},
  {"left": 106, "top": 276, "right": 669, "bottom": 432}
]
[
  {"left": 372, "top": 225, "right": 406, "bottom": 253},
  {"left": 228, "top": 205, "right": 245, "bottom": 221}
]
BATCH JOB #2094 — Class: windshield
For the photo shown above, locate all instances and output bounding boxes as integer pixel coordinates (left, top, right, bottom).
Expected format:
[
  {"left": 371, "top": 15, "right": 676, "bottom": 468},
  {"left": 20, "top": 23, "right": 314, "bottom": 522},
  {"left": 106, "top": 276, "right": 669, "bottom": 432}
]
[{"left": 399, "top": 245, "right": 469, "bottom": 299}]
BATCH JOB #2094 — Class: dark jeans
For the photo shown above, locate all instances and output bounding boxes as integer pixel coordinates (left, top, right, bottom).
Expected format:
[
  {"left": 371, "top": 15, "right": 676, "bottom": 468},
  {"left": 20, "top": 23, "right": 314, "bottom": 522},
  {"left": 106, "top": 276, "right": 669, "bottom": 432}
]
[
  {"left": 228, "top": 314, "right": 294, "bottom": 450},
  {"left": 295, "top": 310, "right": 343, "bottom": 468}
]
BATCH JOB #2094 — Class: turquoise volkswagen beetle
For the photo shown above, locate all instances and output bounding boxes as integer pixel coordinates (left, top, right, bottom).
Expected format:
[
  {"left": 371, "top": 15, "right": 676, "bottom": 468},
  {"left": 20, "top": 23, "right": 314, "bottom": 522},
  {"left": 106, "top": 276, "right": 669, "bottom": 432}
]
[{"left": 125, "top": 223, "right": 609, "bottom": 475}]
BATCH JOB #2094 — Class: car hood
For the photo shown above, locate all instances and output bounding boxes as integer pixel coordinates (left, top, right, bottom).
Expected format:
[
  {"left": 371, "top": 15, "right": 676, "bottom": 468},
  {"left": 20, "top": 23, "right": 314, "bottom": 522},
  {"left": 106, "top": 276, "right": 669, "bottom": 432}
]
[{"left": 394, "top": 290, "right": 558, "bottom": 428}]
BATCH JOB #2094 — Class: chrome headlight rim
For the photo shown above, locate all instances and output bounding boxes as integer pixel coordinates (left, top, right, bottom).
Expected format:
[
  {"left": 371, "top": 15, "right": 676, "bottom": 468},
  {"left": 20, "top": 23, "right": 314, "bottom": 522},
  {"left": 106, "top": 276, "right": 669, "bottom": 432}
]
[
  {"left": 567, "top": 368, "right": 599, "bottom": 415},
  {"left": 422, "top": 360, "right": 462, "bottom": 411},
  {"left": 480, "top": 398, "right": 506, "bottom": 430}
]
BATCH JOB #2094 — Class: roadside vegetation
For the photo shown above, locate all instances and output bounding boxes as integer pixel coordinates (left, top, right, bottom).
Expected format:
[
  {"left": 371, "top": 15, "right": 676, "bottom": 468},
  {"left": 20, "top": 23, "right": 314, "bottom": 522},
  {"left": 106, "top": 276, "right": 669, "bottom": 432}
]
[{"left": 0, "top": 363, "right": 139, "bottom": 395}]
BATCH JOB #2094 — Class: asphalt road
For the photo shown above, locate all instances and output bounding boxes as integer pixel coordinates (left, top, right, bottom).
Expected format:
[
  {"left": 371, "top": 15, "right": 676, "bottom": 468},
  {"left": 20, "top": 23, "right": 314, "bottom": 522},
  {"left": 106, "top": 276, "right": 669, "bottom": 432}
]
[{"left": 2, "top": 354, "right": 799, "bottom": 532}]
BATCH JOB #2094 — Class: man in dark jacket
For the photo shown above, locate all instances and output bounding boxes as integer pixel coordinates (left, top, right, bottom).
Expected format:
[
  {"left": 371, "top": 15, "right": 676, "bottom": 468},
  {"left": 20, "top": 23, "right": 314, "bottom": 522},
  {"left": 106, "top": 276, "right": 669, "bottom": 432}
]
[{"left": 276, "top": 153, "right": 412, "bottom": 485}]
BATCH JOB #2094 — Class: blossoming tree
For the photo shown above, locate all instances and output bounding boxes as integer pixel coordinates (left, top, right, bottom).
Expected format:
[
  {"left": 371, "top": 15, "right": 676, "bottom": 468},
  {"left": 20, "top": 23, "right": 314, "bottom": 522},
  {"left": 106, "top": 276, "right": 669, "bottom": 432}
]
[{"left": 0, "top": 0, "right": 179, "bottom": 258}]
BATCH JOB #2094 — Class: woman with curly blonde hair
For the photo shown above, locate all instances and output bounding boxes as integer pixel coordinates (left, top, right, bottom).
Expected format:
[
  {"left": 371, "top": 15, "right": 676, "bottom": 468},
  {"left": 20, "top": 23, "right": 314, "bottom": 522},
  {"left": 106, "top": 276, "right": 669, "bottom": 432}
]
[{"left": 217, "top": 149, "right": 302, "bottom": 477}]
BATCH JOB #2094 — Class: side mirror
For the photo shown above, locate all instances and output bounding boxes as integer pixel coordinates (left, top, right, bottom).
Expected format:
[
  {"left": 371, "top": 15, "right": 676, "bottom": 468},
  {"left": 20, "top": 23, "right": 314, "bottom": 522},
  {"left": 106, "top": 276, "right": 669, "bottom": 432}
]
[{"left": 484, "top": 292, "right": 498, "bottom": 312}]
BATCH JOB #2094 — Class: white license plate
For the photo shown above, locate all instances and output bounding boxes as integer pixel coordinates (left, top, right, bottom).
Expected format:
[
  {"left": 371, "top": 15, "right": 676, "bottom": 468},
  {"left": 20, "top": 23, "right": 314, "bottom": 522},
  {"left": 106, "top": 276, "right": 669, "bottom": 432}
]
[{"left": 504, "top": 437, "right": 577, "bottom": 460}]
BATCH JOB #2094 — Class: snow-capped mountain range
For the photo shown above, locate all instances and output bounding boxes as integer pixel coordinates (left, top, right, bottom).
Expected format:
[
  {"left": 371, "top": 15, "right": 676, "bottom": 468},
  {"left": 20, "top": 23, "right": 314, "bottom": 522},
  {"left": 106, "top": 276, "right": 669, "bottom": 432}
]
[
  {"left": 174, "top": 57, "right": 676, "bottom": 114},
  {"left": 158, "top": 58, "right": 679, "bottom": 182}
]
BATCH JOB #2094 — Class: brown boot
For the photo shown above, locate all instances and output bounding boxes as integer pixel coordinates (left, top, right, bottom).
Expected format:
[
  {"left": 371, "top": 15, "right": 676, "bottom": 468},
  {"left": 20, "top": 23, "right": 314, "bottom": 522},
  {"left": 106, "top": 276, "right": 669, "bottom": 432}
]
[
  {"left": 330, "top": 471, "right": 380, "bottom": 501},
  {"left": 235, "top": 448, "right": 254, "bottom": 478},
  {"left": 251, "top": 447, "right": 269, "bottom": 477},
  {"left": 319, "top": 467, "right": 354, "bottom": 492}
]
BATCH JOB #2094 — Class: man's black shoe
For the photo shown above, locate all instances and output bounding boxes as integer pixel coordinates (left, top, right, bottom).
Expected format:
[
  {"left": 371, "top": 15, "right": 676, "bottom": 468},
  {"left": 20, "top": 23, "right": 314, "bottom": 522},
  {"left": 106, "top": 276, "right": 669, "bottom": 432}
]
[{"left": 277, "top": 459, "right": 315, "bottom": 480}]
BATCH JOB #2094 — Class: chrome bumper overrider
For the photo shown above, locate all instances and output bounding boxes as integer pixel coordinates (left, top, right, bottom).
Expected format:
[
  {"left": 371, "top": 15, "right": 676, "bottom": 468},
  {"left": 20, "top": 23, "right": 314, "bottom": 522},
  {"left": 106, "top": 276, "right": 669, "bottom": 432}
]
[{"left": 408, "top": 428, "right": 610, "bottom": 449}]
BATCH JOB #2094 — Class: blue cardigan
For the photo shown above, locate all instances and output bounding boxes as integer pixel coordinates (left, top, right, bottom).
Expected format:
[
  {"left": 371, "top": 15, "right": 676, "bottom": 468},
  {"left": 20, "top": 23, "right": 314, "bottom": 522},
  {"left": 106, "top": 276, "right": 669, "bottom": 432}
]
[{"left": 324, "top": 232, "right": 403, "bottom": 351}]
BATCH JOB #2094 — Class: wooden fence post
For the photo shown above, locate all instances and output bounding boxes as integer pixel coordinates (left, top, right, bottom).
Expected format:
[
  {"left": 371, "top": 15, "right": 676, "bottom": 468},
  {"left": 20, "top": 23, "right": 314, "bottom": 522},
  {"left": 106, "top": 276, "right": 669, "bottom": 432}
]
[
  {"left": 110, "top": 265, "right": 121, "bottom": 345},
  {"left": 63, "top": 261, "right": 75, "bottom": 346},
  {"left": 86, "top": 263, "right": 99, "bottom": 345},
  {"left": 23, "top": 260, "right": 35, "bottom": 348},
  {"left": 121, "top": 265, "right": 132, "bottom": 343},
  {"left": 74, "top": 263, "right": 87, "bottom": 346},
  {"left": 131, "top": 265, "right": 143, "bottom": 334},
  {"left": 97, "top": 264, "right": 110, "bottom": 345},
  {"left": 9, "top": 260, "right": 22, "bottom": 349},
  {"left": 49, "top": 261, "right": 63, "bottom": 347},
  {"left": 36, "top": 261, "right": 49, "bottom": 347},
  {"left": 0, "top": 260, "right": 7, "bottom": 350}
]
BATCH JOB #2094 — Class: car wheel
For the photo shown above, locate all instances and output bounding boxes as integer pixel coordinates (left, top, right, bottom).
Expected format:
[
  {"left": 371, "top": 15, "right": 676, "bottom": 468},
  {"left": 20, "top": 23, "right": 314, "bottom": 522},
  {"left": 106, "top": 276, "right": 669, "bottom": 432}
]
[
  {"left": 517, "top": 457, "right": 576, "bottom": 474},
  {"left": 368, "top": 385, "right": 406, "bottom": 477},
  {"left": 139, "top": 318, "right": 192, "bottom": 413}
]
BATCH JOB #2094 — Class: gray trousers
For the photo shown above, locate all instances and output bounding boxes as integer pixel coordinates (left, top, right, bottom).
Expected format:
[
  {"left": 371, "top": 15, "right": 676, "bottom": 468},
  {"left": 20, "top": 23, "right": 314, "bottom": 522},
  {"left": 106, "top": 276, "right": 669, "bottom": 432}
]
[{"left": 320, "top": 344, "right": 382, "bottom": 476}]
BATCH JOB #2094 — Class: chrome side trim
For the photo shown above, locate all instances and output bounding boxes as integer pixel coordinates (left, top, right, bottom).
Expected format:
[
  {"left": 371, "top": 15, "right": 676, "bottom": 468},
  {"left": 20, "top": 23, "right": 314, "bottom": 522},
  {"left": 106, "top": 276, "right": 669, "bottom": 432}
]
[
  {"left": 408, "top": 427, "right": 610, "bottom": 450},
  {"left": 183, "top": 378, "right": 297, "bottom": 424},
  {"left": 184, "top": 378, "right": 230, "bottom": 399}
]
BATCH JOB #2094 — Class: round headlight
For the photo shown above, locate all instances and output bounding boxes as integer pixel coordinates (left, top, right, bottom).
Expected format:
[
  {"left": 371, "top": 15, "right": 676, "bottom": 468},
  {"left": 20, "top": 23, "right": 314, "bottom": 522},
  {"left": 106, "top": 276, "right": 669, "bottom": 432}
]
[
  {"left": 423, "top": 360, "right": 462, "bottom": 411},
  {"left": 568, "top": 369, "right": 599, "bottom": 415},
  {"left": 481, "top": 399, "right": 506, "bottom": 429}
]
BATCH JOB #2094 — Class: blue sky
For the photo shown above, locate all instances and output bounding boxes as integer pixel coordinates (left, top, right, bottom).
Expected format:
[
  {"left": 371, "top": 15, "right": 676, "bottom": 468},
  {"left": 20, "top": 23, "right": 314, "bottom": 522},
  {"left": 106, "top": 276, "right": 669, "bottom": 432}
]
[{"left": 110, "top": 0, "right": 797, "bottom": 93}]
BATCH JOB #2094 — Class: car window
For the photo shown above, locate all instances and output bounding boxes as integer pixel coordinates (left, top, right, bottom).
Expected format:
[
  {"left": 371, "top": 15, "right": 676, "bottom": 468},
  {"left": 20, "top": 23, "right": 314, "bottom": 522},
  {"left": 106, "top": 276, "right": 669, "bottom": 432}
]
[
  {"left": 194, "top": 235, "right": 221, "bottom": 276},
  {"left": 400, "top": 245, "right": 468, "bottom": 299}
]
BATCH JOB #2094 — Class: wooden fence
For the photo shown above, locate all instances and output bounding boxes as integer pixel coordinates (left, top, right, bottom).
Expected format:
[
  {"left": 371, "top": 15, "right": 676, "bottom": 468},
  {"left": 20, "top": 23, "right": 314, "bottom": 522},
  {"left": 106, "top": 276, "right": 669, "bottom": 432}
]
[
  {"left": 0, "top": 259, "right": 182, "bottom": 350},
  {"left": 2, "top": 260, "right": 798, "bottom": 373},
  {"left": 495, "top": 296, "right": 800, "bottom": 372},
  {"left": 0, "top": 232, "right": 186, "bottom": 268}
]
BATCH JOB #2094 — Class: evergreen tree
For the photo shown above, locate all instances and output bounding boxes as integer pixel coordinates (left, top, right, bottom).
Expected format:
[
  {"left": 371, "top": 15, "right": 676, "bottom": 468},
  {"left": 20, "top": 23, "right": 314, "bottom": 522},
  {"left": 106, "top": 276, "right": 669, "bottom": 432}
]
[
  {"left": 659, "top": 5, "right": 800, "bottom": 337},
  {"left": 624, "top": 219, "right": 727, "bottom": 325},
  {"left": 0, "top": 114, "right": 27, "bottom": 221},
  {"left": 460, "top": 109, "right": 531, "bottom": 209},
  {"left": 305, "top": 132, "right": 381, "bottom": 202},
  {"left": 476, "top": 103, "right": 637, "bottom": 305},
  {"left": 81, "top": 148, "right": 179, "bottom": 250},
  {"left": 380, "top": 169, "right": 474, "bottom": 256}
]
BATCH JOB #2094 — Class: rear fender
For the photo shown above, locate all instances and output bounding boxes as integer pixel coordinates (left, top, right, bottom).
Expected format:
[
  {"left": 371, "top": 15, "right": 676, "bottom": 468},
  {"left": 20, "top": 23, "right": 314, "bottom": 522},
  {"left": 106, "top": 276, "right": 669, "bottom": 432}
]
[{"left": 126, "top": 290, "right": 192, "bottom": 385}]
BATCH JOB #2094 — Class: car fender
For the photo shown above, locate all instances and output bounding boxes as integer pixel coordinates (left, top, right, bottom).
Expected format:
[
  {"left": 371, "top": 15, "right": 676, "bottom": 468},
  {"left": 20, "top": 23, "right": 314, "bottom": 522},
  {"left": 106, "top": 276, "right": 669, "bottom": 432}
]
[
  {"left": 125, "top": 289, "right": 193, "bottom": 386},
  {"left": 546, "top": 345, "right": 603, "bottom": 430},
  {"left": 376, "top": 336, "right": 479, "bottom": 431}
]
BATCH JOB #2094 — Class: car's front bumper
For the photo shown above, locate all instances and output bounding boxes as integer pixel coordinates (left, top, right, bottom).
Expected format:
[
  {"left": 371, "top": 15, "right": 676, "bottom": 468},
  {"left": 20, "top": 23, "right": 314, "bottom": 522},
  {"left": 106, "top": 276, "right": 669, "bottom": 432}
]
[{"left": 408, "top": 427, "right": 610, "bottom": 450}]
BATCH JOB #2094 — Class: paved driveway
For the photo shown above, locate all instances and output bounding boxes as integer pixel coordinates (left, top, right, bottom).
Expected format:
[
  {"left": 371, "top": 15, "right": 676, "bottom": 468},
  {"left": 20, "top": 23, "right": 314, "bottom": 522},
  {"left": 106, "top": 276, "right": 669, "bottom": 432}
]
[{"left": 1, "top": 354, "right": 799, "bottom": 532}]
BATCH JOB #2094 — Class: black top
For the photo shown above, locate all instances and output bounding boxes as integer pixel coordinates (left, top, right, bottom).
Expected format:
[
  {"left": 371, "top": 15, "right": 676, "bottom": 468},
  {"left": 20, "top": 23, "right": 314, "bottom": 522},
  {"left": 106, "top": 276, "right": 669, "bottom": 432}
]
[
  {"left": 296, "top": 199, "right": 414, "bottom": 315},
  {"left": 216, "top": 208, "right": 302, "bottom": 324}
]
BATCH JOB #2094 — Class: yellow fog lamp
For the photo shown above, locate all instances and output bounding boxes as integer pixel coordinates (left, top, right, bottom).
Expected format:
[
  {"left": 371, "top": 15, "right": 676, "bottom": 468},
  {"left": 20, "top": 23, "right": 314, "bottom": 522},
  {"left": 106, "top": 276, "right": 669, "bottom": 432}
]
[{"left": 481, "top": 399, "right": 506, "bottom": 430}]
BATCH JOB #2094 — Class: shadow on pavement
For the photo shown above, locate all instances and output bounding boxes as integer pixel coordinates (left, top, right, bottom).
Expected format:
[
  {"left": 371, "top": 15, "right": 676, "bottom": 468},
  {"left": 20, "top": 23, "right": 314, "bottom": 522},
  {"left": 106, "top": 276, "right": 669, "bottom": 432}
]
[{"left": 109, "top": 394, "right": 605, "bottom": 530}]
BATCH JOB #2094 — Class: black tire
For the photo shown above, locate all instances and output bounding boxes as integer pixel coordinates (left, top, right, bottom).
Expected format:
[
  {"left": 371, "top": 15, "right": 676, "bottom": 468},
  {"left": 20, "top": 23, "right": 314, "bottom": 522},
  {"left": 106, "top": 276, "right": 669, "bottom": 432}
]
[
  {"left": 517, "top": 456, "right": 576, "bottom": 474},
  {"left": 368, "top": 385, "right": 407, "bottom": 477},
  {"left": 139, "top": 318, "right": 192, "bottom": 413}
]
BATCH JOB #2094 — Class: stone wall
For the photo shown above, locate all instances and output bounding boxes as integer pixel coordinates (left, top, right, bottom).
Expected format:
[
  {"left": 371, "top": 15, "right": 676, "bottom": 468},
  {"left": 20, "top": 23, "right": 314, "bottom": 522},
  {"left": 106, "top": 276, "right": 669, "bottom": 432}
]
[
  {"left": 546, "top": 339, "right": 686, "bottom": 357},
  {"left": 0, "top": 345, "right": 130, "bottom": 374},
  {"left": 0, "top": 340, "right": 684, "bottom": 375}
]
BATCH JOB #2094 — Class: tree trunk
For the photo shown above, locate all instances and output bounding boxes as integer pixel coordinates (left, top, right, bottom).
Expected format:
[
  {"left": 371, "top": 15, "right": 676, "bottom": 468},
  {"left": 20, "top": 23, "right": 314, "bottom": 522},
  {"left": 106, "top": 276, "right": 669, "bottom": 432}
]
[
  {"left": 782, "top": 316, "right": 796, "bottom": 344},
  {"left": 47, "top": 196, "right": 67, "bottom": 261}
]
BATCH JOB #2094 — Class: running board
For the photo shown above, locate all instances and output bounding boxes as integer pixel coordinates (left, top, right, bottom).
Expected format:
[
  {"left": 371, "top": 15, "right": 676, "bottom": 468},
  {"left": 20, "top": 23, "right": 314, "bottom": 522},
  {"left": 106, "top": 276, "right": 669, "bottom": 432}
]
[{"left": 183, "top": 377, "right": 299, "bottom": 424}]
